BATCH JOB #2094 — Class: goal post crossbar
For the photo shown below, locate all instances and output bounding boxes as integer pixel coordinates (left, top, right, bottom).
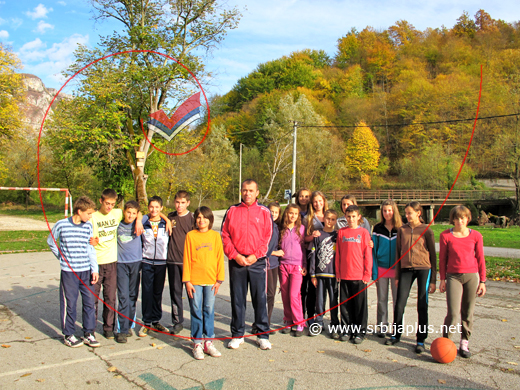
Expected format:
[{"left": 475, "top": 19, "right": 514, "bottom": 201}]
[{"left": 0, "top": 187, "right": 73, "bottom": 216}]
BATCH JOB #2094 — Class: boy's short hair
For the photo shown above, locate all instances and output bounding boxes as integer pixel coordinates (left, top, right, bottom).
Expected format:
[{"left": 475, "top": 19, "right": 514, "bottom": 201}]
[
  {"left": 124, "top": 200, "right": 140, "bottom": 211},
  {"left": 73, "top": 196, "right": 96, "bottom": 214},
  {"left": 345, "top": 205, "right": 361, "bottom": 215},
  {"left": 174, "top": 190, "right": 190, "bottom": 202},
  {"left": 449, "top": 205, "right": 472, "bottom": 224},
  {"left": 324, "top": 209, "right": 338, "bottom": 218},
  {"left": 148, "top": 196, "right": 163, "bottom": 207},
  {"left": 100, "top": 189, "right": 117, "bottom": 201},
  {"left": 194, "top": 206, "right": 214, "bottom": 230}
]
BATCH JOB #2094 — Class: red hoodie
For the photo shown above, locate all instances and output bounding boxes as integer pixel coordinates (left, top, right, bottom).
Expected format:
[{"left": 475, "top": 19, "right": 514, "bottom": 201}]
[{"left": 221, "top": 200, "right": 273, "bottom": 261}]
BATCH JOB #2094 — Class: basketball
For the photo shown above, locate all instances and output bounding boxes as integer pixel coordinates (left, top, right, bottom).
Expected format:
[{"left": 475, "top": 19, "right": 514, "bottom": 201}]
[{"left": 431, "top": 337, "right": 457, "bottom": 364}]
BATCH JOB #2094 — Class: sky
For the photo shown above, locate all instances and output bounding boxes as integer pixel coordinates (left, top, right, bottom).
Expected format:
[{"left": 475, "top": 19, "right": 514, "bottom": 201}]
[{"left": 1, "top": 0, "right": 519, "bottom": 97}]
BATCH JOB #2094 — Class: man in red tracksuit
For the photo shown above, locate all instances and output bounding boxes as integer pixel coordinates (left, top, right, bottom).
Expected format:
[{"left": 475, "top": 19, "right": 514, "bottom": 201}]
[{"left": 221, "top": 179, "right": 273, "bottom": 350}]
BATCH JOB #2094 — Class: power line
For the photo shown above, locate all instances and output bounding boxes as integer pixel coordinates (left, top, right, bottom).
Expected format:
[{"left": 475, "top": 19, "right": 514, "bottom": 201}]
[{"left": 298, "top": 112, "right": 520, "bottom": 129}]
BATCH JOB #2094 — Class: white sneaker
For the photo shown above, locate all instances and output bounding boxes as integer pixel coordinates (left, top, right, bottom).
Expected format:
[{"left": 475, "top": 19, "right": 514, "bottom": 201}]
[
  {"left": 256, "top": 338, "right": 271, "bottom": 350},
  {"left": 82, "top": 333, "right": 100, "bottom": 348},
  {"left": 193, "top": 343, "right": 204, "bottom": 360},
  {"left": 227, "top": 337, "right": 244, "bottom": 349},
  {"left": 204, "top": 341, "right": 222, "bottom": 357}
]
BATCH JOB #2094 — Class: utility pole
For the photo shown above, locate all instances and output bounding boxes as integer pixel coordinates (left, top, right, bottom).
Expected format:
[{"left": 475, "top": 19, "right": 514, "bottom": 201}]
[
  {"left": 239, "top": 143, "right": 243, "bottom": 202},
  {"left": 291, "top": 121, "right": 298, "bottom": 198}
]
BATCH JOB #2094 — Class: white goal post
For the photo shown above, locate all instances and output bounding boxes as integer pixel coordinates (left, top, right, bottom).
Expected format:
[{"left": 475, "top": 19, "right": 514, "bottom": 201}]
[{"left": 0, "top": 187, "right": 73, "bottom": 216}]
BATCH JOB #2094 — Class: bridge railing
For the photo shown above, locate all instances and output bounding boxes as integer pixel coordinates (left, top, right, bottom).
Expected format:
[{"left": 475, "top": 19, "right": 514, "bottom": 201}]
[{"left": 324, "top": 190, "right": 515, "bottom": 203}]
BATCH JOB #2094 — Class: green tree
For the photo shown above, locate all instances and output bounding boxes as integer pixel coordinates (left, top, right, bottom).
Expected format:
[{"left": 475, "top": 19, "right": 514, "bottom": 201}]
[
  {"left": 345, "top": 121, "right": 380, "bottom": 188},
  {"left": 49, "top": 0, "right": 241, "bottom": 206}
]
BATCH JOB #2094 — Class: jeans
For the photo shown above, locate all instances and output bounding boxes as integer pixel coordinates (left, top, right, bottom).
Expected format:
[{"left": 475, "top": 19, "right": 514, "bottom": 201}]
[{"left": 188, "top": 285, "right": 216, "bottom": 341}]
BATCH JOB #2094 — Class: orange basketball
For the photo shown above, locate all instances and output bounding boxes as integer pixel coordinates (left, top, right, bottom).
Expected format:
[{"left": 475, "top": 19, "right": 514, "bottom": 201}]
[{"left": 431, "top": 337, "right": 457, "bottom": 364}]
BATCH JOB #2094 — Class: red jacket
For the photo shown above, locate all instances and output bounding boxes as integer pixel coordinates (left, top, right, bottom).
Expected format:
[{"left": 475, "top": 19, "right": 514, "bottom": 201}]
[{"left": 221, "top": 200, "right": 273, "bottom": 261}]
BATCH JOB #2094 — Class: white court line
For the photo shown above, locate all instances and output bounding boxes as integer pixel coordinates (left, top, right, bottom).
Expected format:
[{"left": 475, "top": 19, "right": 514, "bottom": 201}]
[{"left": 0, "top": 345, "right": 172, "bottom": 378}]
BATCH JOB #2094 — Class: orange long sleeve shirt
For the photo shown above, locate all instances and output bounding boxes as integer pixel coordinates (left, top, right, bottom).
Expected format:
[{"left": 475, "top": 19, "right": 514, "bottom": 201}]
[{"left": 182, "top": 229, "right": 225, "bottom": 285}]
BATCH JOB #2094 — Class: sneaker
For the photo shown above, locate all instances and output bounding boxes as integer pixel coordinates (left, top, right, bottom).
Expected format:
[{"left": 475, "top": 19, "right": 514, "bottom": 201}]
[
  {"left": 415, "top": 342, "right": 425, "bottom": 354},
  {"left": 228, "top": 337, "right": 244, "bottom": 349},
  {"left": 459, "top": 340, "right": 471, "bottom": 358},
  {"left": 83, "top": 333, "right": 101, "bottom": 348},
  {"left": 204, "top": 341, "right": 222, "bottom": 357},
  {"left": 339, "top": 334, "right": 350, "bottom": 342},
  {"left": 353, "top": 336, "right": 364, "bottom": 344},
  {"left": 375, "top": 332, "right": 386, "bottom": 338},
  {"left": 193, "top": 343, "right": 204, "bottom": 360},
  {"left": 293, "top": 325, "right": 304, "bottom": 337},
  {"left": 256, "top": 338, "right": 272, "bottom": 350},
  {"left": 103, "top": 330, "right": 115, "bottom": 339},
  {"left": 116, "top": 333, "right": 127, "bottom": 343},
  {"left": 138, "top": 326, "right": 150, "bottom": 337},
  {"left": 279, "top": 324, "right": 291, "bottom": 334},
  {"left": 385, "top": 337, "right": 399, "bottom": 346},
  {"left": 152, "top": 322, "right": 168, "bottom": 333},
  {"left": 126, "top": 329, "right": 133, "bottom": 337},
  {"left": 331, "top": 332, "right": 340, "bottom": 340},
  {"left": 64, "top": 334, "right": 83, "bottom": 348},
  {"left": 170, "top": 323, "right": 183, "bottom": 335}
]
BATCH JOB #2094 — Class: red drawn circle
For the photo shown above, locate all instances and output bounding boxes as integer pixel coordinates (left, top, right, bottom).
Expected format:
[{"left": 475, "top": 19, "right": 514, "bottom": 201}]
[{"left": 37, "top": 56, "right": 483, "bottom": 341}]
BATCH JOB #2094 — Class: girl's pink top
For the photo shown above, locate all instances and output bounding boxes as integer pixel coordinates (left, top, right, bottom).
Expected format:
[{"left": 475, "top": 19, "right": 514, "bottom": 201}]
[
  {"left": 439, "top": 229, "right": 486, "bottom": 282},
  {"left": 280, "top": 225, "right": 306, "bottom": 268}
]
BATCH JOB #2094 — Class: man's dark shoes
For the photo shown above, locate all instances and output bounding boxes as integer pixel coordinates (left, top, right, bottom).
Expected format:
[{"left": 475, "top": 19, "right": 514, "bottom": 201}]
[
  {"left": 415, "top": 342, "right": 425, "bottom": 354},
  {"left": 116, "top": 333, "right": 127, "bottom": 343},
  {"left": 170, "top": 323, "right": 184, "bottom": 335},
  {"left": 385, "top": 337, "right": 399, "bottom": 346}
]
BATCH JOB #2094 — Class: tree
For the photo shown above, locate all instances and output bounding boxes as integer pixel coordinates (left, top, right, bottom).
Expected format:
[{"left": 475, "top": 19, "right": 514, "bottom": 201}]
[
  {"left": 50, "top": 0, "right": 241, "bottom": 206},
  {"left": 0, "top": 44, "right": 24, "bottom": 145},
  {"left": 345, "top": 121, "right": 380, "bottom": 188}
]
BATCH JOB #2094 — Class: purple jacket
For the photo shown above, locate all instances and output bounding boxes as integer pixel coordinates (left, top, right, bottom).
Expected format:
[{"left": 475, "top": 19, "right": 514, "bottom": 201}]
[{"left": 280, "top": 225, "right": 306, "bottom": 268}]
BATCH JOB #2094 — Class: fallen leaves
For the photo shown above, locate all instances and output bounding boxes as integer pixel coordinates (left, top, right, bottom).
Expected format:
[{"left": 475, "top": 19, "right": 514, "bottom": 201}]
[
  {"left": 363, "top": 349, "right": 371, "bottom": 353},
  {"left": 107, "top": 367, "right": 117, "bottom": 372},
  {"left": 507, "top": 362, "right": 518, "bottom": 366},
  {"left": 502, "top": 319, "right": 508, "bottom": 322},
  {"left": 25, "top": 336, "right": 32, "bottom": 340},
  {"left": 317, "top": 350, "right": 325, "bottom": 353},
  {"left": 1, "top": 344, "right": 11, "bottom": 348},
  {"left": 438, "top": 379, "right": 446, "bottom": 384},
  {"left": 36, "top": 379, "right": 45, "bottom": 383},
  {"left": 150, "top": 343, "right": 156, "bottom": 347},
  {"left": 20, "top": 373, "right": 32, "bottom": 378}
]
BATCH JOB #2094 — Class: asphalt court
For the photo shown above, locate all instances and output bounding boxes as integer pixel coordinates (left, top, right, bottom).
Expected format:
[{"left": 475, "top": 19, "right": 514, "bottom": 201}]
[{"left": 1, "top": 251, "right": 519, "bottom": 389}]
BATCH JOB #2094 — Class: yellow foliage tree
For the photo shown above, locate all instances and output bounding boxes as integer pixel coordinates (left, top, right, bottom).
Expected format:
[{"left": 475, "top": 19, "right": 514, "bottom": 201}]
[
  {"left": 345, "top": 121, "right": 380, "bottom": 188},
  {"left": 0, "top": 44, "right": 24, "bottom": 144}
]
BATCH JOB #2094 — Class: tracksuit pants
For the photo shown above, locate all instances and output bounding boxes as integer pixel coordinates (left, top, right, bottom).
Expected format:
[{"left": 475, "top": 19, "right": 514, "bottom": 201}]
[
  {"left": 393, "top": 268, "right": 432, "bottom": 343},
  {"left": 279, "top": 263, "right": 305, "bottom": 328},
  {"left": 167, "top": 263, "right": 184, "bottom": 326},
  {"left": 141, "top": 261, "right": 166, "bottom": 325},
  {"left": 60, "top": 270, "right": 96, "bottom": 336},
  {"left": 315, "top": 277, "right": 339, "bottom": 326},
  {"left": 340, "top": 280, "right": 368, "bottom": 337},
  {"left": 94, "top": 262, "right": 117, "bottom": 332},
  {"left": 229, "top": 257, "right": 269, "bottom": 339}
]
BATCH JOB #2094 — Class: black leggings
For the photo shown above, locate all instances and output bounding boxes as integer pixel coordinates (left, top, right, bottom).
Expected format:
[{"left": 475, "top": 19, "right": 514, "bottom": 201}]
[{"left": 393, "top": 268, "right": 432, "bottom": 343}]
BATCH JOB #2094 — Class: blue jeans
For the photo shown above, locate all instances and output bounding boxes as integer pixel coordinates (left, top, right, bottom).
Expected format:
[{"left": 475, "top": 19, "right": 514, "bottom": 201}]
[{"left": 188, "top": 285, "right": 215, "bottom": 341}]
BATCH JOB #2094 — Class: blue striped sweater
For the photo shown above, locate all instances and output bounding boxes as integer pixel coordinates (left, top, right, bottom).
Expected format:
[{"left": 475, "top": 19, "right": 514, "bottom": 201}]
[{"left": 47, "top": 217, "right": 98, "bottom": 273}]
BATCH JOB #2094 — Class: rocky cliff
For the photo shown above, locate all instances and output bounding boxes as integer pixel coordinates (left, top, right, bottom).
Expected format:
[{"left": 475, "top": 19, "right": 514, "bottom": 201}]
[{"left": 20, "top": 73, "right": 70, "bottom": 133}]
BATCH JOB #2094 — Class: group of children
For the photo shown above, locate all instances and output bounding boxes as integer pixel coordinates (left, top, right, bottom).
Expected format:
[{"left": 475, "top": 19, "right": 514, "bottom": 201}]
[
  {"left": 266, "top": 188, "right": 486, "bottom": 359},
  {"left": 48, "top": 189, "right": 224, "bottom": 359},
  {"left": 48, "top": 186, "right": 487, "bottom": 361}
]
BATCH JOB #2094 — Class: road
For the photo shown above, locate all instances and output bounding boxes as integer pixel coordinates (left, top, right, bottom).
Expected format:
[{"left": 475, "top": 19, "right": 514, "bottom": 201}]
[{"left": 1, "top": 248, "right": 519, "bottom": 389}]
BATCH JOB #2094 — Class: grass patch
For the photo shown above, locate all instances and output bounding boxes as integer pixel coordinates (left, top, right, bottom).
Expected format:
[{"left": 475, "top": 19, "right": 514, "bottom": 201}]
[
  {"left": 0, "top": 206, "right": 64, "bottom": 223},
  {"left": 0, "top": 231, "right": 51, "bottom": 253},
  {"left": 486, "top": 256, "right": 520, "bottom": 282},
  {"left": 429, "top": 224, "right": 520, "bottom": 249}
]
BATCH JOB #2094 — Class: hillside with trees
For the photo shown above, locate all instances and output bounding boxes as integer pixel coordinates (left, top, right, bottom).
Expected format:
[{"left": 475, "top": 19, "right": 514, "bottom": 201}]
[{"left": 2, "top": 8, "right": 520, "bottom": 211}]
